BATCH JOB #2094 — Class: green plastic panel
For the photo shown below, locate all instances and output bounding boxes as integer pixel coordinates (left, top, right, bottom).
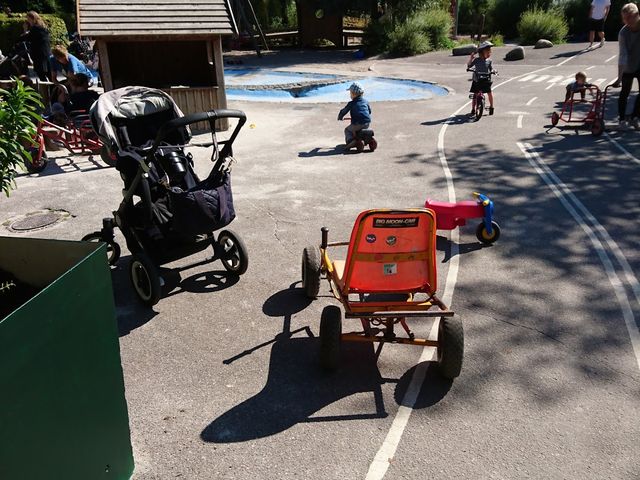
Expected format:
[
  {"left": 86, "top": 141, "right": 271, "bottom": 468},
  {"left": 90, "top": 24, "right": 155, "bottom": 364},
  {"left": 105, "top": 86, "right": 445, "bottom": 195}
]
[{"left": 0, "top": 237, "right": 134, "bottom": 480}]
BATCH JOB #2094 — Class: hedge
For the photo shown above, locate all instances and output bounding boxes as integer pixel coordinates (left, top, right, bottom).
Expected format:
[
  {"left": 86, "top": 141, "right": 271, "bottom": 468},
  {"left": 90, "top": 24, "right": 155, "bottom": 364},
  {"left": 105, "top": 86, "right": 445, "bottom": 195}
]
[{"left": 0, "top": 13, "right": 68, "bottom": 56}]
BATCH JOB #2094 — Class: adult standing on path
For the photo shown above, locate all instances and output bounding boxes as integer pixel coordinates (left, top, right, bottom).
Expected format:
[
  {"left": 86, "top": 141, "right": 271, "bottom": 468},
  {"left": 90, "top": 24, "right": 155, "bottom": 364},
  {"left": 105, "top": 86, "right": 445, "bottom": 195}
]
[
  {"left": 21, "top": 11, "right": 50, "bottom": 81},
  {"left": 612, "top": 3, "right": 640, "bottom": 130},
  {"left": 588, "top": 0, "right": 611, "bottom": 48}
]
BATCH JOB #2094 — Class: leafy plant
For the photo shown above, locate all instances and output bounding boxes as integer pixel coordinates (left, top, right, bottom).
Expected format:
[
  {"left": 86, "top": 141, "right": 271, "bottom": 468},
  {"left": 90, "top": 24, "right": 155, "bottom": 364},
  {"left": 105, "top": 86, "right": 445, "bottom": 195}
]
[
  {"left": 414, "top": 7, "right": 454, "bottom": 49},
  {"left": 387, "top": 18, "right": 432, "bottom": 57},
  {"left": 517, "top": 7, "right": 568, "bottom": 44},
  {"left": 0, "top": 78, "right": 43, "bottom": 196}
]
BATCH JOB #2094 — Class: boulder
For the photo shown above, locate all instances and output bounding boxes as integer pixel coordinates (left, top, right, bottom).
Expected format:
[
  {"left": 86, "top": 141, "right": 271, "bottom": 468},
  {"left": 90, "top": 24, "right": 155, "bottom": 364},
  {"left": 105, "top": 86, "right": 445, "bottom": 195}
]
[
  {"left": 452, "top": 44, "right": 477, "bottom": 56},
  {"left": 505, "top": 46, "right": 525, "bottom": 61},
  {"left": 534, "top": 39, "right": 553, "bottom": 49}
]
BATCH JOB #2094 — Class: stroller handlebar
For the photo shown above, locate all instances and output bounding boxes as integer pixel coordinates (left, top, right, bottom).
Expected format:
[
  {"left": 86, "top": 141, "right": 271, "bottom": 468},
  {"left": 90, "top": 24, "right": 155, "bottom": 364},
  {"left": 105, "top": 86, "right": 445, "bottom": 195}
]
[{"left": 157, "top": 109, "right": 247, "bottom": 134}]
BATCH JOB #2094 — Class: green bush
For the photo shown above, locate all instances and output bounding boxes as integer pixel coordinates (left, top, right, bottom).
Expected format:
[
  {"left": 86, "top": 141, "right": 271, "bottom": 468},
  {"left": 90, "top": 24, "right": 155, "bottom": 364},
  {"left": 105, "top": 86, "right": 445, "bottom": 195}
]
[
  {"left": 517, "top": 8, "right": 568, "bottom": 44},
  {"left": 488, "top": 33, "right": 504, "bottom": 45},
  {"left": 387, "top": 19, "right": 432, "bottom": 57},
  {"left": 414, "top": 7, "right": 453, "bottom": 49},
  {"left": 0, "top": 78, "right": 42, "bottom": 196},
  {"left": 0, "top": 13, "right": 68, "bottom": 54},
  {"left": 492, "top": 0, "right": 553, "bottom": 39}
]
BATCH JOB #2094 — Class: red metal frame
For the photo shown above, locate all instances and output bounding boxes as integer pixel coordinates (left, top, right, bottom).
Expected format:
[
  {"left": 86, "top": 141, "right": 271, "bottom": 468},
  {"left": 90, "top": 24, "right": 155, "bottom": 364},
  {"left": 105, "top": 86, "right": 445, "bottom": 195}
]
[{"left": 36, "top": 111, "right": 102, "bottom": 156}]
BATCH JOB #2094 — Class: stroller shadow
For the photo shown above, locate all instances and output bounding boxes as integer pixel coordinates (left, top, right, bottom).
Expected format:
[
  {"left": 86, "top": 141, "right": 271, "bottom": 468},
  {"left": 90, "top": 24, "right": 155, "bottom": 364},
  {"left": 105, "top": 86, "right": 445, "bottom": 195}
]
[
  {"left": 421, "top": 114, "right": 470, "bottom": 127},
  {"left": 162, "top": 268, "right": 240, "bottom": 297},
  {"left": 298, "top": 145, "right": 349, "bottom": 157},
  {"left": 436, "top": 234, "right": 487, "bottom": 263}
]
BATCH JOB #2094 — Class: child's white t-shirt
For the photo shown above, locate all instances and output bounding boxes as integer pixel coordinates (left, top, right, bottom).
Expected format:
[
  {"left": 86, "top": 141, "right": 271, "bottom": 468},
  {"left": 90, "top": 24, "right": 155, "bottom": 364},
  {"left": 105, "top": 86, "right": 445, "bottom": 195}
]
[{"left": 590, "top": 0, "right": 611, "bottom": 20}]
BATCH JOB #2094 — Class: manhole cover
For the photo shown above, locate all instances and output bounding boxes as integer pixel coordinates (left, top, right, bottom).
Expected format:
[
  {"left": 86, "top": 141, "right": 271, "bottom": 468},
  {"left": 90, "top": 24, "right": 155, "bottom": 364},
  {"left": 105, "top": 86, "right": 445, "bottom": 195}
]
[{"left": 5, "top": 210, "right": 69, "bottom": 232}]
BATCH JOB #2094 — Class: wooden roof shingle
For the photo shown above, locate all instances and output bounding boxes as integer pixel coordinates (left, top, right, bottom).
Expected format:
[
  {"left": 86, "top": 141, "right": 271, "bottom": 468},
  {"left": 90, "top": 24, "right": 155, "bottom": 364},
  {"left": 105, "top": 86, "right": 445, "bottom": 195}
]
[{"left": 78, "top": 0, "right": 237, "bottom": 37}]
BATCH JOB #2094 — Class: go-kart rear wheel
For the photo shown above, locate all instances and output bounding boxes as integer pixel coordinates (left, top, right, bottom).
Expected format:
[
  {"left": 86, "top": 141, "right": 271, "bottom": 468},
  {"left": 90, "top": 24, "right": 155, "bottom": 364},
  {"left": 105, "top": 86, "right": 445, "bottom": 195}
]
[
  {"left": 475, "top": 221, "right": 501, "bottom": 244},
  {"left": 129, "top": 252, "right": 162, "bottom": 307},
  {"left": 591, "top": 119, "right": 604, "bottom": 136},
  {"left": 82, "top": 231, "right": 121, "bottom": 266},
  {"left": 27, "top": 147, "right": 47, "bottom": 174},
  {"left": 368, "top": 138, "right": 378, "bottom": 152},
  {"left": 319, "top": 305, "right": 342, "bottom": 371},
  {"left": 217, "top": 229, "right": 249, "bottom": 275},
  {"left": 100, "top": 144, "right": 117, "bottom": 167},
  {"left": 302, "top": 246, "right": 321, "bottom": 299},
  {"left": 355, "top": 139, "right": 365, "bottom": 152},
  {"left": 437, "top": 315, "right": 464, "bottom": 379},
  {"left": 551, "top": 112, "right": 560, "bottom": 126}
]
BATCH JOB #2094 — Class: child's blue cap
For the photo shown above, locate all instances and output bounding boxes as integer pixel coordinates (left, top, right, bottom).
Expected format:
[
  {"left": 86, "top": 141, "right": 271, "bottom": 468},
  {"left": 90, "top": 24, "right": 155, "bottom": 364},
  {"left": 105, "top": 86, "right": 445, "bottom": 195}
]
[{"left": 347, "top": 82, "right": 364, "bottom": 95}]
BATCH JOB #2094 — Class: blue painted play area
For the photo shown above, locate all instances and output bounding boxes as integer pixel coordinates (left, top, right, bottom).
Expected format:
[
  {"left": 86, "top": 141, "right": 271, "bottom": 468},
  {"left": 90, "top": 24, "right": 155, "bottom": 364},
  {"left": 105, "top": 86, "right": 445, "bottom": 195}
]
[{"left": 224, "top": 68, "right": 448, "bottom": 103}]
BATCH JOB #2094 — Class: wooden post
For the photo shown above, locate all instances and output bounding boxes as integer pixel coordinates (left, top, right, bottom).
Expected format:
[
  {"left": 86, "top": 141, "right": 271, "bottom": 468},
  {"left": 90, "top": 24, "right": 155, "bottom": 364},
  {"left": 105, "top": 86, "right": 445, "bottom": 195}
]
[
  {"left": 212, "top": 35, "right": 229, "bottom": 131},
  {"left": 96, "top": 40, "right": 113, "bottom": 91}
]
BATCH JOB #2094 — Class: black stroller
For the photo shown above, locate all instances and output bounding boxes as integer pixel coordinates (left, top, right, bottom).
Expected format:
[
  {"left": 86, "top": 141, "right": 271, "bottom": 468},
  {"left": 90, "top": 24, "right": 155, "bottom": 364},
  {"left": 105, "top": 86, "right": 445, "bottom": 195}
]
[{"left": 84, "top": 86, "right": 248, "bottom": 306}]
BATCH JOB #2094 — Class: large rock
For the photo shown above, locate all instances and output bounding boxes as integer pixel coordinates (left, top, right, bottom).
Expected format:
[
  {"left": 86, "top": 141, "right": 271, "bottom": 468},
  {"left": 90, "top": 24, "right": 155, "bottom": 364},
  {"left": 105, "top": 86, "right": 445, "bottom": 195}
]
[
  {"left": 505, "top": 46, "right": 525, "bottom": 61},
  {"left": 534, "top": 39, "right": 553, "bottom": 49},
  {"left": 452, "top": 44, "right": 477, "bottom": 56}
]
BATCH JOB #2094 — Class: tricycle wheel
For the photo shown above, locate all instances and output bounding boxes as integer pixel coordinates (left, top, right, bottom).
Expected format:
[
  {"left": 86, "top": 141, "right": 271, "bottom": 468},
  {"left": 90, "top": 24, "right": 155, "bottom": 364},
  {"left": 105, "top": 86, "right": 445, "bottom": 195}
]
[
  {"left": 302, "top": 246, "right": 321, "bottom": 299},
  {"left": 591, "top": 119, "right": 604, "bottom": 136},
  {"left": 26, "top": 147, "right": 47, "bottom": 174},
  {"left": 100, "top": 144, "right": 117, "bottom": 167},
  {"left": 368, "top": 138, "right": 378, "bottom": 152},
  {"left": 355, "top": 139, "right": 365, "bottom": 152},
  {"left": 437, "top": 315, "right": 464, "bottom": 379},
  {"left": 217, "top": 229, "right": 249, "bottom": 275},
  {"left": 319, "top": 305, "right": 342, "bottom": 371},
  {"left": 475, "top": 221, "right": 501, "bottom": 244},
  {"left": 551, "top": 112, "right": 560, "bottom": 126},
  {"left": 129, "top": 252, "right": 162, "bottom": 306},
  {"left": 82, "top": 231, "right": 121, "bottom": 266}
]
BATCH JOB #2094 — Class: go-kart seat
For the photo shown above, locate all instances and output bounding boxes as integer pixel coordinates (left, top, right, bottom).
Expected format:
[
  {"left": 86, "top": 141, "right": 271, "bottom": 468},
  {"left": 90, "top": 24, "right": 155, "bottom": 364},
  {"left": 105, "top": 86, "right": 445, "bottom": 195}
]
[{"left": 332, "top": 208, "right": 438, "bottom": 297}]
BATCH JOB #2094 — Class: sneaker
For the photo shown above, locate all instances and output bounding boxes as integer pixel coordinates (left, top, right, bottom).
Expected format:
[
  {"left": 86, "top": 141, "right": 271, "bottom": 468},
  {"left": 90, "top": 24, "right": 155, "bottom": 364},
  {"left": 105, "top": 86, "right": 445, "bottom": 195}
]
[
  {"left": 619, "top": 119, "right": 630, "bottom": 131},
  {"left": 600, "top": 39, "right": 605, "bottom": 48},
  {"left": 631, "top": 117, "right": 640, "bottom": 131},
  {"left": 489, "top": 106, "right": 494, "bottom": 115}
]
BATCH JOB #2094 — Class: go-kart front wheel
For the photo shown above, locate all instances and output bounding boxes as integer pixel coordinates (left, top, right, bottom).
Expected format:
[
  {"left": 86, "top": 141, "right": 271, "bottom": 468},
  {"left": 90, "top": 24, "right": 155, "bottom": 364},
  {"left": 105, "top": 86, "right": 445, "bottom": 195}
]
[
  {"left": 129, "top": 252, "right": 162, "bottom": 307},
  {"left": 81, "top": 231, "right": 121, "bottom": 266},
  {"left": 437, "top": 315, "right": 464, "bottom": 379},
  {"left": 27, "top": 147, "right": 47, "bottom": 174},
  {"left": 302, "top": 246, "right": 321, "bottom": 299},
  {"left": 551, "top": 112, "right": 560, "bottom": 126},
  {"left": 319, "top": 305, "right": 342, "bottom": 370},
  {"left": 217, "top": 229, "right": 249, "bottom": 275},
  {"left": 476, "top": 221, "right": 501, "bottom": 244},
  {"left": 368, "top": 138, "right": 378, "bottom": 152}
]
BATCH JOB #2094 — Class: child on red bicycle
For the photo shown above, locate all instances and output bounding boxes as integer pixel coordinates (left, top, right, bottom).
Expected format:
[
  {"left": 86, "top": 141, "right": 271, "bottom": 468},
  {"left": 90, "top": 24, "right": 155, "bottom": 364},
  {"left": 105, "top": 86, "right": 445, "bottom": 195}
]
[
  {"left": 565, "top": 71, "right": 593, "bottom": 101},
  {"left": 467, "top": 41, "right": 495, "bottom": 116}
]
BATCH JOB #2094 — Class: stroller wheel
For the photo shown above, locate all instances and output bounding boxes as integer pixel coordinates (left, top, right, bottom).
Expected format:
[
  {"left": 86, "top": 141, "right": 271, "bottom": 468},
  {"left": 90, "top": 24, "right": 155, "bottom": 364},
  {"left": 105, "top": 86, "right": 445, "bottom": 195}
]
[
  {"left": 319, "top": 305, "right": 342, "bottom": 371},
  {"left": 475, "top": 221, "right": 501, "bottom": 244},
  {"left": 368, "top": 138, "right": 378, "bottom": 152},
  {"left": 302, "top": 246, "right": 321, "bottom": 299},
  {"left": 129, "top": 253, "right": 162, "bottom": 306},
  {"left": 82, "top": 231, "right": 121, "bottom": 266},
  {"left": 437, "top": 315, "right": 464, "bottom": 379},
  {"left": 217, "top": 229, "right": 249, "bottom": 275}
]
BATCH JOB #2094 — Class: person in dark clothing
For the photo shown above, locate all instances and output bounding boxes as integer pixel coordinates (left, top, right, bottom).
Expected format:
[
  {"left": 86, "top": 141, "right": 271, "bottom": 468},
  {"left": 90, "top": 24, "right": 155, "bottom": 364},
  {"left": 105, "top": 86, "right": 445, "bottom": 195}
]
[
  {"left": 338, "top": 82, "right": 372, "bottom": 149},
  {"left": 21, "top": 11, "right": 51, "bottom": 81},
  {"left": 66, "top": 73, "right": 99, "bottom": 112}
]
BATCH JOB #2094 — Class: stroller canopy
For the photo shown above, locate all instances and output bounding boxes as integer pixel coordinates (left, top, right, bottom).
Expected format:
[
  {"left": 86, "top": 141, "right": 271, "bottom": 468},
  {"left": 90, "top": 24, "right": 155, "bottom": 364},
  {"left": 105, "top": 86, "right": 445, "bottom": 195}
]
[{"left": 91, "top": 86, "right": 189, "bottom": 150}]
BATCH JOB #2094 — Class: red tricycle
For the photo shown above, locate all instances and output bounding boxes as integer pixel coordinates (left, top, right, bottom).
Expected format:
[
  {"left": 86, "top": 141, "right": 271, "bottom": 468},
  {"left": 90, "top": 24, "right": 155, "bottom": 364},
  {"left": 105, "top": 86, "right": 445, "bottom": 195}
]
[
  {"left": 550, "top": 84, "right": 613, "bottom": 136},
  {"left": 424, "top": 192, "right": 500, "bottom": 244},
  {"left": 27, "top": 110, "right": 113, "bottom": 173}
]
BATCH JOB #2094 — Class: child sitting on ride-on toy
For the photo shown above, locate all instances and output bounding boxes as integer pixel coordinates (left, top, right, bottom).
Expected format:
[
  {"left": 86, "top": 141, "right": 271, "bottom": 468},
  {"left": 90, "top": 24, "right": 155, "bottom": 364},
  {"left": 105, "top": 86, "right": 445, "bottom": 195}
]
[
  {"left": 338, "top": 82, "right": 372, "bottom": 150},
  {"left": 565, "top": 71, "right": 593, "bottom": 101},
  {"left": 467, "top": 41, "right": 495, "bottom": 116}
]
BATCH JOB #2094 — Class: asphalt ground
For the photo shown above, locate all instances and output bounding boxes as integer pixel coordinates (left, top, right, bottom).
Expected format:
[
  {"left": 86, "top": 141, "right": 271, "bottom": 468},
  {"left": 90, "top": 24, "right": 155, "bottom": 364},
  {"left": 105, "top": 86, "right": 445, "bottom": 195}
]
[{"left": 1, "top": 43, "right": 639, "bottom": 479}]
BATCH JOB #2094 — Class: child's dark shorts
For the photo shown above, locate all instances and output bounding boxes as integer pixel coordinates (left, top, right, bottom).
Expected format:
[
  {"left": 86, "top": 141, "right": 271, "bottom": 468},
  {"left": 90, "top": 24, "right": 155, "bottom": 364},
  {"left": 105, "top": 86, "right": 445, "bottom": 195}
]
[{"left": 470, "top": 80, "right": 492, "bottom": 93}]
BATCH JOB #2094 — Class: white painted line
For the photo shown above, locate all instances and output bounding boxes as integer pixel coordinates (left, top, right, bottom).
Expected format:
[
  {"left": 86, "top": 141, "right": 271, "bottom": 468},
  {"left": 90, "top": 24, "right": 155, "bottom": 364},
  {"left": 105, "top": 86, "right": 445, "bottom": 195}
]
[
  {"left": 367, "top": 60, "right": 580, "bottom": 480},
  {"left": 593, "top": 78, "right": 607, "bottom": 86},
  {"left": 518, "top": 142, "right": 640, "bottom": 372},
  {"left": 526, "top": 97, "right": 538, "bottom": 106},
  {"left": 586, "top": 66, "right": 595, "bottom": 70},
  {"left": 605, "top": 55, "right": 617, "bottom": 63},
  {"left": 547, "top": 75, "right": 565, "bottom": 83},
  {"left": 533, "top": 75, "right": 551, "bottom": 83},
  {"left": 506, "top": 110, "right": 530, "bottom": 115},
  {"left": 546, "top": 83, "right": 556, "bottom": 90},
  {"left": 604, "top": 132, "right": 640, "bottom": 165},
  {"left": 557, "top": 55, "right": 578, "bottom": 66},
  {"left": 519, "top": 74, "right": 539, "bottom": 82},
  {"left": 517, "top": 114, "right": 524, "bottom": 128}
]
